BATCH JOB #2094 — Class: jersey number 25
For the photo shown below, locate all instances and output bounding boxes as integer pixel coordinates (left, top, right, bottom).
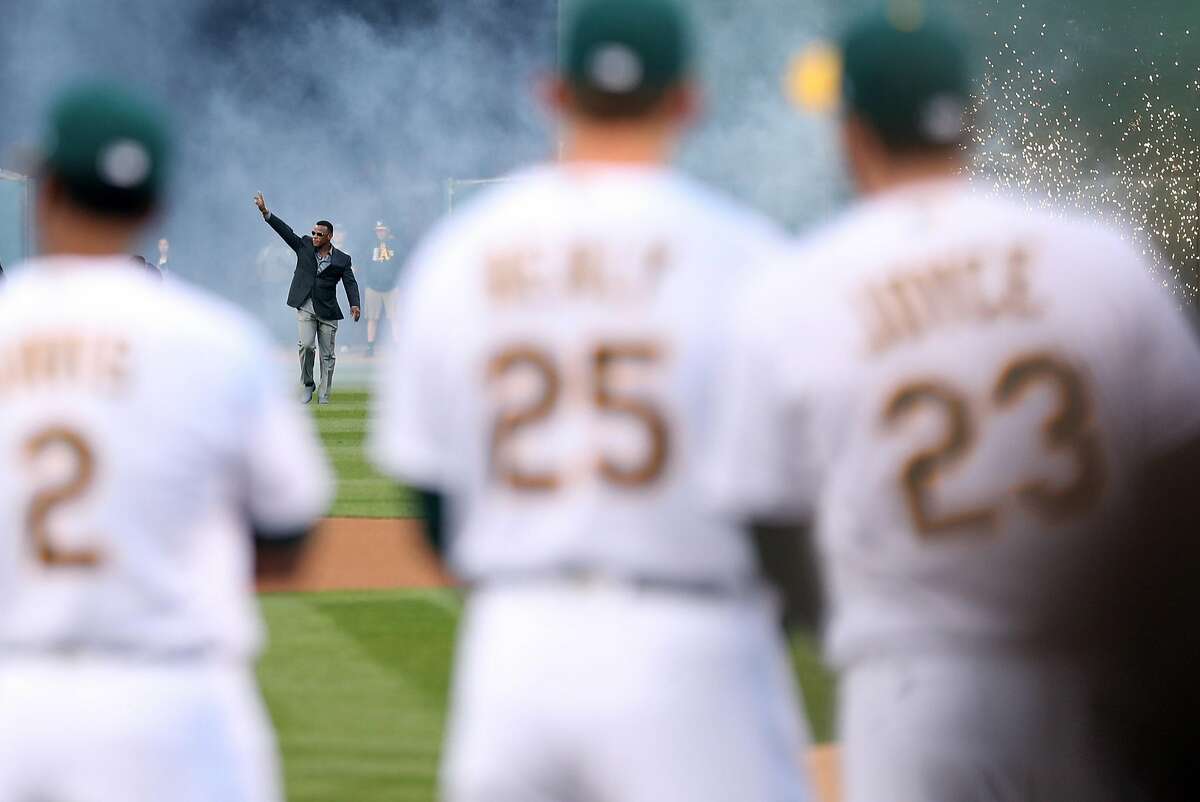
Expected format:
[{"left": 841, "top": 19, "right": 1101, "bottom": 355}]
[{"left": 488, "top": 341, "right": 669, "bottom": 491}]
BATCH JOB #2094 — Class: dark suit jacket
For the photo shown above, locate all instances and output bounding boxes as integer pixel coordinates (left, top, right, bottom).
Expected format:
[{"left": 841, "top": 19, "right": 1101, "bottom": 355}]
[{"left": 265, "top": 213, "right": 360, "bottom": 321}]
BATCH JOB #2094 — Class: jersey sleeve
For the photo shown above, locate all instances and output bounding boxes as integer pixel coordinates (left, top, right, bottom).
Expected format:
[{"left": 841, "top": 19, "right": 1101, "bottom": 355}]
[
  {"left": 239, "top": 332, "right": 334, "bottom": 536},
  {"left": 705, "top": 271, "right": 823, "bottom": 523},
  {"left": 367, "top": 236, "right": 456, "bottom": 491}
]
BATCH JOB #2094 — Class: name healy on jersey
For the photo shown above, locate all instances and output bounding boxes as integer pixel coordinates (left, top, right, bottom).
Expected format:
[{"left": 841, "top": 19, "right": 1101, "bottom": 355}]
[
  {"left": 858, "top": 245, "right": 1041, "bottom": 356},
  {"left": 487, "top": 243, "right": 672, "bottom": 304},
  {"left": 0, "top": 334, "right": 131, "bottom": 396}
]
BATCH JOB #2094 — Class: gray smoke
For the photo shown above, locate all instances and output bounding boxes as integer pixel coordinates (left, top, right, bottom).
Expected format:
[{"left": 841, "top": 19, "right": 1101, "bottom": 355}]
[{"left": 0, "top": 0, "right": 857, "bottom": 342}]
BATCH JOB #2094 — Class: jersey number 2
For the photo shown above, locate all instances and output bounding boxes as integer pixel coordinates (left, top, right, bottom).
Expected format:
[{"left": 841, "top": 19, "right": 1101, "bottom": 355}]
[
  {"left": 489, "top": 342, "right": 669, "bottom": 491},
  {"left": 24, "top": 427, "right": 103, "bottom": 567},
  {"left": 885, "top": 352, "right": 1105, "bottom": 538}
]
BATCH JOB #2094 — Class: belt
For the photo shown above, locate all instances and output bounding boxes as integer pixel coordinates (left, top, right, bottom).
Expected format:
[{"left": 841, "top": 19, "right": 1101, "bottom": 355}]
[
  {"left": 0, "top": 642, "right": 221, "bottom": 663},
  {"left": 470, "top": 566, "right": 764, "bottom": 601}
]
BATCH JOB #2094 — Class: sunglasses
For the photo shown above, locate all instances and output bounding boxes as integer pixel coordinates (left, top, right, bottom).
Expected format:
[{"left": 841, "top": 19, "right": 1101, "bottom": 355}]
[{"left": 311, "top": 230, "right": 328, "bottom": 237}]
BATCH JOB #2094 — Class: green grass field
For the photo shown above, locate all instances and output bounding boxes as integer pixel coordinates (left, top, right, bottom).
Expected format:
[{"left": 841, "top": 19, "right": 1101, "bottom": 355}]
[
  {"left": 257, "top": 390, "right": 837, "bottom": 802},
  {"left": 258, "top": 590, "right": 458, "bottom": 801},
  {"left": 311, "top": 390, "right": 419, "bottom": 518}
]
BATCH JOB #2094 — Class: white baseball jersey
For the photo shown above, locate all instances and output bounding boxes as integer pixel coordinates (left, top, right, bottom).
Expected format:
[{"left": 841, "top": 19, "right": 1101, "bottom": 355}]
[
  {"left": 708, "top": 179, "right": 1200, "bottom": 667},
  {"left": 0, "top": 257, "right": 332, "bottom": 659},
  {"left": 370, "top": 164, "right": 785, "bottom": 585}
]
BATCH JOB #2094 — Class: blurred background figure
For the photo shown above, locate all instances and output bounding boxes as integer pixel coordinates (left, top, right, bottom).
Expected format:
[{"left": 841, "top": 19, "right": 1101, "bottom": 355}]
[
  {"left": 364, "top": 219, "right": 402, "bottom": 356},
  {"left": 156, "top": 236, "right": 171, "bottom": 273},
  {"left": 0, "top": 81, "right": 332, "bottom": 802},
  {"left": 708, "top": 7, "right": 1200, "bottom": 802}
]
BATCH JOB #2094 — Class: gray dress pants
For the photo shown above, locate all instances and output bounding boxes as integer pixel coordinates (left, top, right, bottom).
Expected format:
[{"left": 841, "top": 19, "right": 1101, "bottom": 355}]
[{"left": 297, "top": 299, "right": 338, "bottom": 401}]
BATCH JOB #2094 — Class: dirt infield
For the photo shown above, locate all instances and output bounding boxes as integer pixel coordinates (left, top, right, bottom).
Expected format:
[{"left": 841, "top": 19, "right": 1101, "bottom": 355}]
[{"left": 255, "top": 517, "right": 450, "bottom": 593}]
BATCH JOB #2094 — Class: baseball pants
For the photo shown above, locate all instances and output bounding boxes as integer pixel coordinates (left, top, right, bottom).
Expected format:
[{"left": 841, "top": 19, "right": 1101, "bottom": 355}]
[
  {"left": 839, "top": 651, "right": 1119, "bottom": 802},
  {"left": 440, "top": 583, "right": 814, "bottom": 802},
  {"left": 0, "top": 657, "right": 282, "bottom": 802},
  {"left": 365, "top": 286, "right": 400, "bottom": 323},
  {"left": 297, "top": 304, "right": 337, "bottom": 401}
]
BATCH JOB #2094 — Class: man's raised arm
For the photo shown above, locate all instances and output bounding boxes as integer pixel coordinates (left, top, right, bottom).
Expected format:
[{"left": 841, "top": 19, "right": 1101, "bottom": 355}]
[{"left": 254, "top": 192, "right": 302, "bottom": 252}]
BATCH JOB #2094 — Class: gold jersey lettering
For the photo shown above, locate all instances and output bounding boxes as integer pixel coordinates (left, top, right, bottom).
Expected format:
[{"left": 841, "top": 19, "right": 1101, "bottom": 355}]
[
  {"left": 487, "top": 249, "right": 542, "bottom": 302},
  {"left": 487, "top": 243, "right": 671, "bottom": 306},
  {"left": 859, "top": 245, "right": 1043, "bottom": 356},
  {"left": 0, "top": 334, "right": 132, "bottom": 398}
]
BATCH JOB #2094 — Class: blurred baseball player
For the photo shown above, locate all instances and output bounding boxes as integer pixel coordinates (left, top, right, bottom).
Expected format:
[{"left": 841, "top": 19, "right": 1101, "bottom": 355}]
[
  {"left": 0, "top": 82, "right": 332, "bottom": 802},
  {"left": 708, "top": 10, "right": 1200, "bottom": 802},
  {"left": 369, "top": 1, "right": 812, "bottom": 799}
]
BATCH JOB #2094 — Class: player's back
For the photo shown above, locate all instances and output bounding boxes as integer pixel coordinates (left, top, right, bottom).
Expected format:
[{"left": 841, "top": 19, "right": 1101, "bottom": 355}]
[
  {"left": 724, "top": 180, "right": 1199, "bottom": 666},
  {"left": 372, "top": 164, "right": 784, "bottom": 586},
  {"left": 0, "top": 257, "right": 329, "bottom": 658}
]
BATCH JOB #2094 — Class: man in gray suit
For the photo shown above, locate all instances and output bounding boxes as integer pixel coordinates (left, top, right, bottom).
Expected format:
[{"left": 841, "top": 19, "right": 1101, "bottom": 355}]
[{"left": 254, "top": 192, "right": 360, "bottom": 405}]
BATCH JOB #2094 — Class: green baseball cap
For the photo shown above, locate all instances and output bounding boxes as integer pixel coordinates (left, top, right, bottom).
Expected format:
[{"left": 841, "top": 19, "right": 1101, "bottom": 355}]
[
  {"left": 562, "top": 0, "right": 692, "bottom": 97},
  {"left": 42, "top": 80, "right": 171, "bottom": 215},
  {"left": 841, "top": 6, "right": 971, "bottom": 149}
]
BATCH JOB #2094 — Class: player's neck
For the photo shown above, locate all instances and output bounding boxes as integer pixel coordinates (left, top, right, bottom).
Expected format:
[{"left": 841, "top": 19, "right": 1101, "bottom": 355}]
[
  {"left": 559, "top": 120, "right": 676, "bottom": 166},
  {"left": 858, "top": 157, "right": 965, "bottom": 198},
  {"left": 39, "top": 213, "right": 138, "bottom": 258},
  {"left": 317, "top": 242, "right": 333, "bottom": 256}
]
